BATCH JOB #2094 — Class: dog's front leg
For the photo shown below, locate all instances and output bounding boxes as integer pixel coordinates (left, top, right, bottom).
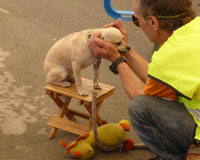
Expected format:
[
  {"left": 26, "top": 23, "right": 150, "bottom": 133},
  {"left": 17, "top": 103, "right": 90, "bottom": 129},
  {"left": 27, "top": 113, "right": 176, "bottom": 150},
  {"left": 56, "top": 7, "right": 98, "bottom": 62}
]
[
  {"left": 72, "top": 62, "right": 88, "bottom": 96},
  {"left": 93, "top": 58, "right": 101, "bottom": 90}
]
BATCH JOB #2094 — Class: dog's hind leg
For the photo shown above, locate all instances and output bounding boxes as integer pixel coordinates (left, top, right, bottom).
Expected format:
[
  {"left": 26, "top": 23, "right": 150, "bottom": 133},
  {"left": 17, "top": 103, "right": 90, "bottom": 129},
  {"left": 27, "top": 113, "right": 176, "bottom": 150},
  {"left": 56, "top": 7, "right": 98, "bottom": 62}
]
[
  {"left": 93, "top": 58, "right": 101, "bottom": 90},
  {"left": 46, "top": 65, "right": 71, "bottom": 87}
]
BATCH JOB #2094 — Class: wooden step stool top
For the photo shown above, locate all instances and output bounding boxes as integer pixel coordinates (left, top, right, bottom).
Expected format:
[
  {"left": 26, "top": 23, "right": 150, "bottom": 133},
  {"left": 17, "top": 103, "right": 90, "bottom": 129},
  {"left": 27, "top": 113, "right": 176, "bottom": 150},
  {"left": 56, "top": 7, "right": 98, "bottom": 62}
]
[{"left": 45, "top": 78, "right": 115, "bottom": 103}]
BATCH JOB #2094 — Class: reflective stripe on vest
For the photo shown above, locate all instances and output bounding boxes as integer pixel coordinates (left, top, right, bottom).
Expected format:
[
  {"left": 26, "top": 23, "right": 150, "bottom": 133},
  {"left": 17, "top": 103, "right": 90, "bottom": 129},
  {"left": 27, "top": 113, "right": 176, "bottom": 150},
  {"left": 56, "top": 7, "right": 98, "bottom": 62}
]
[{"left": 185, "top": 105, "right": 200, "bottom": 122}]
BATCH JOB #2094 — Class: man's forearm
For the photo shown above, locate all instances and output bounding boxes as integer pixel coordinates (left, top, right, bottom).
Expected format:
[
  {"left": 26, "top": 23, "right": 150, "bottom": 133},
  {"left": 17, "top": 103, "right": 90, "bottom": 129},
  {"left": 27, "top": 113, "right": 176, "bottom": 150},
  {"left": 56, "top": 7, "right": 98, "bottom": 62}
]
[
  {"left": 117, "top": 61, "right": 145, "bottom": 99},
  {"left": 124, "top": 48, "right": 149, "bottom": 83}
]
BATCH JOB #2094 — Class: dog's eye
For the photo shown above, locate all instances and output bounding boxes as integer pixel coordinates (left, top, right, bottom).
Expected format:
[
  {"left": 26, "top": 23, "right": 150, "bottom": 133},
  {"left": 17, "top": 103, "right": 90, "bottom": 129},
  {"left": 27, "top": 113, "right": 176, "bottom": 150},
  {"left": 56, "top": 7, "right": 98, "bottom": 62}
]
[{"left": 115, "top": 42, "right": 121, "bottom": 46}]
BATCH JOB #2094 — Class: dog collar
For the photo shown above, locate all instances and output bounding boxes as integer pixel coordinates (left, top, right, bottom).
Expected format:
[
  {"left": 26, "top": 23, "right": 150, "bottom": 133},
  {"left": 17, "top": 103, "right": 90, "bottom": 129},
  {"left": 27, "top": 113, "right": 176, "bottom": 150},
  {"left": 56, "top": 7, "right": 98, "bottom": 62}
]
[{"left": 88, "top": 34, "right": 91, "bottom": 41}]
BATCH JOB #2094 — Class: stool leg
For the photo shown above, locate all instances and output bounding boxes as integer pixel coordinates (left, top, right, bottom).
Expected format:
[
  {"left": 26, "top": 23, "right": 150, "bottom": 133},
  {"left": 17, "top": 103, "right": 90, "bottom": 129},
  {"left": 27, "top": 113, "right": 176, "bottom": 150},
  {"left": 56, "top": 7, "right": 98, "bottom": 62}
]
[
  {"left": 47, "top": 91, "right": 76, "bottom": 121},
  {"left": 48, "top": 104, "right": 68, "bottom": 139},
  {"left": 84, "top": 101, "right": 107, "bottom": 127},
  {"left": 58, "top": 96, "right": 76, "bottom": 121},
  {"left": 83, "top": 102, "right": 93, "bottom": 127},
  {"left": 48, "top": 128, "right": 58, "bottom": 139},
  {"left": 96, "top": 101, "right": 107, "bottom": 126},
  {"left": 48, "top": 94, "right": 74, "bottom": 139}
]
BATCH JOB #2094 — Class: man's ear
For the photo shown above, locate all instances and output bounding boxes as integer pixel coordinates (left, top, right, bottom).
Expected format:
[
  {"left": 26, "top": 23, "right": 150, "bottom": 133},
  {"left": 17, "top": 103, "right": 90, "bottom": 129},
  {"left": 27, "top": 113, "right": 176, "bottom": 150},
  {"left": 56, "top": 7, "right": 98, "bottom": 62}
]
[{"left": 149, "top": 16, "right": 159, "bottom": 31}]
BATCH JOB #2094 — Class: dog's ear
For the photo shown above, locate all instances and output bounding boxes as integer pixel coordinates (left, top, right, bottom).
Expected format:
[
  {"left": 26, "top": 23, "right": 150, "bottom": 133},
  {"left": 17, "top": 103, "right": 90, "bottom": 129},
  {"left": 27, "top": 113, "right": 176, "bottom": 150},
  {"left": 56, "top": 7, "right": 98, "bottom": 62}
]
[
  {"left": 100, "top": 35, "right": 104, "bottom": 40},
  {"left": 99, "top": 33, "right": 104, "bottom": 40}
]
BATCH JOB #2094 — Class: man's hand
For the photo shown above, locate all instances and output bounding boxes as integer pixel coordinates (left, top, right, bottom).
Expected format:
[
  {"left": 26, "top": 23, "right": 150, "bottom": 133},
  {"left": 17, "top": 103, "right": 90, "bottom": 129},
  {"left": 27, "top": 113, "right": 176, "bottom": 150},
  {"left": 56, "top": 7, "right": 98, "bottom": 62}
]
[
  {"left": 104, "top": 19, "right": 128, "bottom": 43},
  {"left": 88, "top": 33, "right": 121, "bottom": 62}
]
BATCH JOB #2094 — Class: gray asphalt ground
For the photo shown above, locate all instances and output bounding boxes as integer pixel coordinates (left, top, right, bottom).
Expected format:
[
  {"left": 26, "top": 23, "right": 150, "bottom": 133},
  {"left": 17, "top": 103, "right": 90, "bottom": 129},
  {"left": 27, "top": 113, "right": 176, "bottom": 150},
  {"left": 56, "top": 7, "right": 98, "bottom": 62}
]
[{"left": 0, "top": 0, "right": 199, "bottom": 160}]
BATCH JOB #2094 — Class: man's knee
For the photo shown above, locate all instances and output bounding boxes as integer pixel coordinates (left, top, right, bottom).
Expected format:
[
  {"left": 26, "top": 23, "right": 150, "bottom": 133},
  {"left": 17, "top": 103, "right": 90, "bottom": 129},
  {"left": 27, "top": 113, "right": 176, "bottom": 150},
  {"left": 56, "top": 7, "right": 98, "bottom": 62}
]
[{"left": 128, "top": 94, "right": 151, "bottom": 119}]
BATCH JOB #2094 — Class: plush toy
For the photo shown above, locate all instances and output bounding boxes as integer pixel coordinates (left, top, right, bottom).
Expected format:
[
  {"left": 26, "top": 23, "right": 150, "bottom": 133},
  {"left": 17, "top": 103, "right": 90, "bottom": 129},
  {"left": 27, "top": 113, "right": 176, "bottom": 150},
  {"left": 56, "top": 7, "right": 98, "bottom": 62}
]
[{"left": 60, "top": 120, "right": 134, "bottom": 159}]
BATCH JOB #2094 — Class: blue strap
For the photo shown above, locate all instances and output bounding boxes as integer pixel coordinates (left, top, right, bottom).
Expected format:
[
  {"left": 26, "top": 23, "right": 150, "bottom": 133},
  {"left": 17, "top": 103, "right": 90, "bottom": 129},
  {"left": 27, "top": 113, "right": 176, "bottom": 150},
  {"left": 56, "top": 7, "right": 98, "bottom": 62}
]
[
  {"left": 103, "top": 0, "right": 134, "bottom": 21},
  {"left": 120, "top": 137, "right": 123, "bottom": 152}
]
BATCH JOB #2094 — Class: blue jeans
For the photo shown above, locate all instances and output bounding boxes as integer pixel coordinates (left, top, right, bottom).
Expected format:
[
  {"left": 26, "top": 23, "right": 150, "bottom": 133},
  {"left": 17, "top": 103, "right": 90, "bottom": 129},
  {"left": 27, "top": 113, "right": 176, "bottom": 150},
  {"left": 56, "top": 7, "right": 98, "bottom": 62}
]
[{"left": 128, "top": 95, "right": 196, "bottom": 160}]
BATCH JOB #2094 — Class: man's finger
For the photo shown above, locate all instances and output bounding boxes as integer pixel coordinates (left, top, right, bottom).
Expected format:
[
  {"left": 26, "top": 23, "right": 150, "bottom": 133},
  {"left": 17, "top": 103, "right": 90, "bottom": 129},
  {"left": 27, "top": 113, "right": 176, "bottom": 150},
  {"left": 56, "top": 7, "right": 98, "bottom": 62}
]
[
  {"left": 94, "top": 38, "right": 108, "bottom": 49},
  {"left": 90, "top": 32, "right": 101, "bottom": 41},
  {"left": 115, "top": 19, "right": 128, "bottom": 42},
  {"left": 104, "top": 22, "right": 116, "bottom": 28},
  {"left": 116, "top": 19, "right": 127, "bottom": 34},
  {"left": 116, "top": 19, "right": 123, "bottom": 28}
]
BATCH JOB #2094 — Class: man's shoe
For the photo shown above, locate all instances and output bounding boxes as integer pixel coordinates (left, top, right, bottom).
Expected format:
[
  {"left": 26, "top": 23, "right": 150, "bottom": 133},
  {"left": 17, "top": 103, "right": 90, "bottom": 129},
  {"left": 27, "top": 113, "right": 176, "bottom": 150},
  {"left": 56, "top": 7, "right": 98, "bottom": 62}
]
[{"left": 185, "top": 144, "right": 200, "bottom": 160}]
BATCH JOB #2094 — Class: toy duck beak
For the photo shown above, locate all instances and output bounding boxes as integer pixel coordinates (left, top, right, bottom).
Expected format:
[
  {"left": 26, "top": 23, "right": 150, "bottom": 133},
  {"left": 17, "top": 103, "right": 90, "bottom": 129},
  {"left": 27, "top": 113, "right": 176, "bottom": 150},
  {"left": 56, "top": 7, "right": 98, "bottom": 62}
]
[
  {"left": 60, "top": 140, "right": 68, "bottom": 148},
  {"left": 120, "top": 123, "right": 130, "bottom": 131},
  {"left": 60, "top": 140, "right": 70, "bottom": 154}
]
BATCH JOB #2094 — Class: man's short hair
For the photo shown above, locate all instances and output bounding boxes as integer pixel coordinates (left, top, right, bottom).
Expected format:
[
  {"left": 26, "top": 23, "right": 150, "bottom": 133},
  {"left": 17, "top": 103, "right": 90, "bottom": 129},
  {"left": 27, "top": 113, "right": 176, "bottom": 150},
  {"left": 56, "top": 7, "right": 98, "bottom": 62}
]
[{"left": 138, "top": 0, "right": 196, "bottom": 31}]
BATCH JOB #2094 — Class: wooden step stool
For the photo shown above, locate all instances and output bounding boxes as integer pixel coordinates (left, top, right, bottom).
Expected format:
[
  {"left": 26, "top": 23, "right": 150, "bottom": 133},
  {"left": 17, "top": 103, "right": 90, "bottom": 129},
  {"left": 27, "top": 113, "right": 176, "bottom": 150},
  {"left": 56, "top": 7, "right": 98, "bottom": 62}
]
[{"left": 45, "top": 78, "right": 115, "bottom": 138}]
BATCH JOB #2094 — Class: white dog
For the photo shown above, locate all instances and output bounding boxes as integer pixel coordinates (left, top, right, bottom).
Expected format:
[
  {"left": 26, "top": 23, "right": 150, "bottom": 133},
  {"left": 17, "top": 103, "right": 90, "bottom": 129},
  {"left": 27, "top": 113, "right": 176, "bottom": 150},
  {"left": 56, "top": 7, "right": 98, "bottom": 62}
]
[{"left": 44, "top": 27, "right": 130, "bottom": 96}]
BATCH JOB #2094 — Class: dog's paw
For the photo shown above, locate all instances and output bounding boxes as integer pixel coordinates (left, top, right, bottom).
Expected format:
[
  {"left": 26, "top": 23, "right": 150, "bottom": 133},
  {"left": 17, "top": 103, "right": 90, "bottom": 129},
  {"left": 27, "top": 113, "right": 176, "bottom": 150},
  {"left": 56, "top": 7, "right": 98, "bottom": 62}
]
[
  {"left": 60, "top": 81, "right": 71, "bottom": 87},
  {"left": 78, "top": 89, "right": 88, "bottom": 96},
  {"left": 51, "top": 81, "right": 71, "bottom": 88}
]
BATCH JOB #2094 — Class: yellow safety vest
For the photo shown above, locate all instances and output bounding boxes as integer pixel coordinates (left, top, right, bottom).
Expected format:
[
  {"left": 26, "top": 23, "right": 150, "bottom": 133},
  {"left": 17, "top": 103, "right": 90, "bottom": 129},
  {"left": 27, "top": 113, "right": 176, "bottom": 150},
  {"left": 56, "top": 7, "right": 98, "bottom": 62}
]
[{"left": 148, "top": 17, "right": 200, "bottom": 141}]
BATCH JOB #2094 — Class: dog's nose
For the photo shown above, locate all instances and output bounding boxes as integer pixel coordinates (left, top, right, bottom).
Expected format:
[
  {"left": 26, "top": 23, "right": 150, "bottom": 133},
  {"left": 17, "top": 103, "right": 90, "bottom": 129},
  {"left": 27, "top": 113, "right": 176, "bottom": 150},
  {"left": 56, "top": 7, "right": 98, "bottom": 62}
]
[{"left": 126, "top": 46, "right": 131, "bottom": 51}]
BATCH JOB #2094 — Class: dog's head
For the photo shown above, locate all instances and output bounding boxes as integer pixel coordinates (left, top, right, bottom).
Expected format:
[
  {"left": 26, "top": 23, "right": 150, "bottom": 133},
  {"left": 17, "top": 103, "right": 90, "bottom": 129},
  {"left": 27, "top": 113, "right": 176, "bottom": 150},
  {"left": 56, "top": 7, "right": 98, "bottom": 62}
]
[{"left": 101, "top": 27, "right": 131, "bottom": 54}]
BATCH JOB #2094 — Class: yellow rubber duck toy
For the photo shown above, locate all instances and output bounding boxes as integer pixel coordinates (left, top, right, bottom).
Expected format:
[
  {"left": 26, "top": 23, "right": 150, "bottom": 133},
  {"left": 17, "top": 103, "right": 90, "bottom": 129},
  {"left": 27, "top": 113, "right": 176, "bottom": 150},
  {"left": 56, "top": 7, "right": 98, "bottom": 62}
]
[{"left": 60, "top": 119, "right": 134, "bottom": 159}]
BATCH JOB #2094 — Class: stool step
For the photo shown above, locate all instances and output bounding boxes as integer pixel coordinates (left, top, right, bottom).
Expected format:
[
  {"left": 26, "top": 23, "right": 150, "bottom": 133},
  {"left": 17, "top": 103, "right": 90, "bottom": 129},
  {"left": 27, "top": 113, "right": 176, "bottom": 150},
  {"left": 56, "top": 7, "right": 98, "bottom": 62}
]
[{"left": 47, "top": 116, "right": 92, "bottom": 135}]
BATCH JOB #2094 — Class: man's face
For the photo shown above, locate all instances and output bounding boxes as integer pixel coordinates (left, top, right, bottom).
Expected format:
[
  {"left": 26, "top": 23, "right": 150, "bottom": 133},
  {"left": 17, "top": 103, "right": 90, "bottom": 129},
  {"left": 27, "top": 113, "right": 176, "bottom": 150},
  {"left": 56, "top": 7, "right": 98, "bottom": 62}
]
[{"left": 133, "top": 0, "right": 159, "bottom": 42}]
